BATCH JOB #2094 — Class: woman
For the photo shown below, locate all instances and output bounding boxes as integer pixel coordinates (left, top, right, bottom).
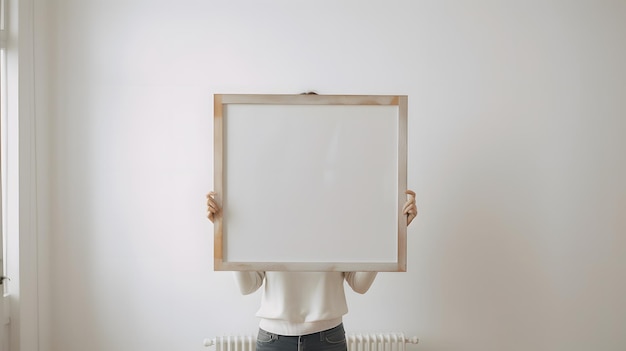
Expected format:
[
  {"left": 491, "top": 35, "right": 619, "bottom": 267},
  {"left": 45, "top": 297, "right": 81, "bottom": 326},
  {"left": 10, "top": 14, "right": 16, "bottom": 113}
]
[{"left": 206, "top": 191, "right": 417, "bottom": 351}]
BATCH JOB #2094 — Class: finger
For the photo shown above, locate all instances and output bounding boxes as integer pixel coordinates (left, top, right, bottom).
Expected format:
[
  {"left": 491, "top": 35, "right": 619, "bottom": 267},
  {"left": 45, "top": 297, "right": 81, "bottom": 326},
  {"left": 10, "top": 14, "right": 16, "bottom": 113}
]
[
  {"left": 403, "top": 204, "right": 417, "bottom": 216},
  {"left": 207, "top": 204, "right": 219, "bottom": 215},
  {"left": 207, "top": 197, "right": 220, "bottom": 211},
  {"left": 402, "top": 202, "right": 410, "bottom": 214},
  {"left": 405, "top": 191, "right": 416, "bottom": 208},
  {"left": 207, "top": 206, "right": 219, "bottom": 221},
  {"left": 206, "top": 192, "right": 219, "bottom": 207},
  {"left": 403, "top": 202, "right": 417, "bottom": 226},
  {"left": 407, "top": 212, "right": 416, "bottom": 226},
  {"left": 402, "top": 201, "right": 414, "bottom": 211},
  {"left": 207, "top": 197, "right": 218, "bottom": 207},
  {"left": 206, "top": 191, "right": 216, "bottom": 202}
]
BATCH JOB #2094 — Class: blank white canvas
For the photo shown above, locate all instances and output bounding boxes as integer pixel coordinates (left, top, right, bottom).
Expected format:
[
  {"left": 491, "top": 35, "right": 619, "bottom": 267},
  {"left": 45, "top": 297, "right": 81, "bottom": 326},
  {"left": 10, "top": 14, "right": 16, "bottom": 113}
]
[{"left": 222, "top": 104, "right": 399, "bottom": 264}]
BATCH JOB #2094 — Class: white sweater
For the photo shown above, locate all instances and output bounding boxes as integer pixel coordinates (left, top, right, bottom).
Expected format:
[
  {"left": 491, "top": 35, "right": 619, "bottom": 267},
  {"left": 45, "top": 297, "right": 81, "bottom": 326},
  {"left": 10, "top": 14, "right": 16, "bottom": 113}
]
[{"left": 234, "top": 271, "right": 377, "bottom": 336}]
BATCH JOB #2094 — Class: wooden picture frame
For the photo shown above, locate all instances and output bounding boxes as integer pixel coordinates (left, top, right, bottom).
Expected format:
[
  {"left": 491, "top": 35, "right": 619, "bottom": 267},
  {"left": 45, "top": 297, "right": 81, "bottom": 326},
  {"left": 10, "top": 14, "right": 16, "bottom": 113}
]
[{"left": 213, "top": 94, "right": 408, "bottom": 271}]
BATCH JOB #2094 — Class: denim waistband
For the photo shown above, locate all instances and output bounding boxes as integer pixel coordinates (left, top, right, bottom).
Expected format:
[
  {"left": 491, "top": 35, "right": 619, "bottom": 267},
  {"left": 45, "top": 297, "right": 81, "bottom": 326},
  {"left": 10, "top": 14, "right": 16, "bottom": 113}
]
[{"left": 260, "top": 322, "right": 344, "bottom": 340}]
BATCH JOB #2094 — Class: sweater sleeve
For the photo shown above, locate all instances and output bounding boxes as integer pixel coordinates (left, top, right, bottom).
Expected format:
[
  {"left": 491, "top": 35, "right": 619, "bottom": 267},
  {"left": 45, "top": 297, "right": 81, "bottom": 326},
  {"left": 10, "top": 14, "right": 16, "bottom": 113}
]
[
  {"left": 344, "top": 272, "right": 378, "bottom": 294},
  {"left": 233, "top": 271, "right": 265, "bottom": 295}
]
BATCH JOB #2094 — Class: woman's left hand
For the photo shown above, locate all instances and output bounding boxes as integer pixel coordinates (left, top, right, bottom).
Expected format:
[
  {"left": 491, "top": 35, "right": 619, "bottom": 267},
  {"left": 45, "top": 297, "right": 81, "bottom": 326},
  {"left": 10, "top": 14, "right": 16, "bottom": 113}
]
[{"left": 403, "top": 190, "right": 418, "bottom": 226}]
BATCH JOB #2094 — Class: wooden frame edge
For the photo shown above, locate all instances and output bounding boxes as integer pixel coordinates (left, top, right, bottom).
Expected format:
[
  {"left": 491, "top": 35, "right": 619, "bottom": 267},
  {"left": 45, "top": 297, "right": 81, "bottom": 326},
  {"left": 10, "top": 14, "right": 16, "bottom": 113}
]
[
  {"left": 397, "top": 95, "right": 408, "bottom": 272},
  {"left": 213, "top": 94, "right": 225, "bottom": 270},
  {"left": 213, "top": 262, "right": 401, "bottom": 272}
]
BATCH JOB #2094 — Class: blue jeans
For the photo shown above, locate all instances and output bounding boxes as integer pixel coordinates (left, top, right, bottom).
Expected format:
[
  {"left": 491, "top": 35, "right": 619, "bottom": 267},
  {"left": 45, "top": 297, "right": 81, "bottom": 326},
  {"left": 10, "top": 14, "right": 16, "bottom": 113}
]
[{"left": 256, "top": 324, "right": 347, "bottom": 351}]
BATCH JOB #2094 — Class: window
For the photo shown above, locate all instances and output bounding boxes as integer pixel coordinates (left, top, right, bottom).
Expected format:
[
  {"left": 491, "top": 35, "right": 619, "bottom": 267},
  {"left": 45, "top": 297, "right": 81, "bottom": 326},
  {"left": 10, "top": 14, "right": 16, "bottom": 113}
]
[
  {"left": 0, "top": 0, "right": 8, "bottom": 349},
  {"left": 0, "top": 0, "right": 7, "bottom": 296}
]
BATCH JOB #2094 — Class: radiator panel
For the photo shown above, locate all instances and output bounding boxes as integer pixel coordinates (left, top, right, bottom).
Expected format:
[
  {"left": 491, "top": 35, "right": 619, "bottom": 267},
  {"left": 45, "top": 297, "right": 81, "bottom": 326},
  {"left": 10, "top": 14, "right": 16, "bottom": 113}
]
[{"left": 205, "top": 333, "right": 418, "bottom": 351}]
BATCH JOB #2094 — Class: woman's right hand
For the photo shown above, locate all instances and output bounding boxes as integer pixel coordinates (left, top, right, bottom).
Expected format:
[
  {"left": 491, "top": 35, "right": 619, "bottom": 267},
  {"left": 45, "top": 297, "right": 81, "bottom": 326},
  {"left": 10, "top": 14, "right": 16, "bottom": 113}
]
[{"left": 206, "top": 191, "right": 220, "bottom": 223}]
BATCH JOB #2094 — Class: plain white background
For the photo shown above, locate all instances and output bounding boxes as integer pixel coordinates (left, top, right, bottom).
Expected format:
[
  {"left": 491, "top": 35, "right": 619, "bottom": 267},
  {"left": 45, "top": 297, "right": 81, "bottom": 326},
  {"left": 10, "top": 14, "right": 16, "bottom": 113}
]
[{"left": 17, "top": 0, "right": 626, "bottom": 350}]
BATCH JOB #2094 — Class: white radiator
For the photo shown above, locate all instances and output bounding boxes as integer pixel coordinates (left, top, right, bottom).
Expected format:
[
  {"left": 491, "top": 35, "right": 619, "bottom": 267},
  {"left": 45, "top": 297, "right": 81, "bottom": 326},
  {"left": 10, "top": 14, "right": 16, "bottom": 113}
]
[{"left": 204, "top": 333, "right": 419, "bottom": 351}]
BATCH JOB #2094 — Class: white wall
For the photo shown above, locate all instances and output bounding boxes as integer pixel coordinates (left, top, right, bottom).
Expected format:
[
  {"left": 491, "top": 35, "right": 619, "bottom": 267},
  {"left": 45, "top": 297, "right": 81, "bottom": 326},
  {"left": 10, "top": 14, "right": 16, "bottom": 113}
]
[{"left": 29, "top": 1, "right": 625, "bottom": 351}]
